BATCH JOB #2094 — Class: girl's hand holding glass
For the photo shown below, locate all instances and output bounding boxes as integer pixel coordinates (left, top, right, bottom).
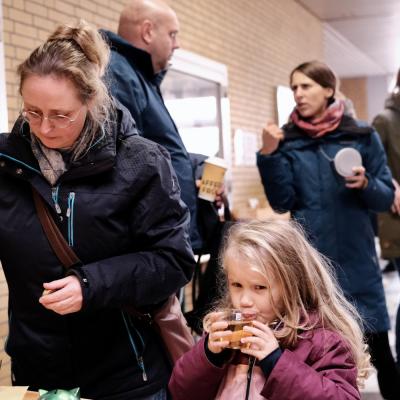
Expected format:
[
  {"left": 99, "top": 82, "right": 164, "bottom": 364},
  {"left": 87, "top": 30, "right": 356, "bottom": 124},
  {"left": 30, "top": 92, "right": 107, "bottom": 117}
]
[
  {"left": 240, "top": 320, "right": 279, "bottom": 361},
  {"left": 206, "top": 311, "right": 233, "bottom": 354}
]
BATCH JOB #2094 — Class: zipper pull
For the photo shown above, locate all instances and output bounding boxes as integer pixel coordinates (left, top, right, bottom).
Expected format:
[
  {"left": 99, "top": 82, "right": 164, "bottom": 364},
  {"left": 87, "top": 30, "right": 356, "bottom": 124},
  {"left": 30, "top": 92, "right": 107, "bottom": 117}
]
[
  {"left": 66, "top": 192, "right": 75, "bottom": 218},
  {"left": 52, "top": 186, "right": 62, "bottom": 215},
  {"left": 138, "top": 356, "right": 148, "bottom": 381}
]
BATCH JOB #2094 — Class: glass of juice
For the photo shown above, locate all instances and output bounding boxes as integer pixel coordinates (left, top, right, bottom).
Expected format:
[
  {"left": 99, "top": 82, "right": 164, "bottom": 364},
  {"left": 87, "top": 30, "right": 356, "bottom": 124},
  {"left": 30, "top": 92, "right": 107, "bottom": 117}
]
[{"left": 223, "top": 309, "right": 254, "bottom": 349}]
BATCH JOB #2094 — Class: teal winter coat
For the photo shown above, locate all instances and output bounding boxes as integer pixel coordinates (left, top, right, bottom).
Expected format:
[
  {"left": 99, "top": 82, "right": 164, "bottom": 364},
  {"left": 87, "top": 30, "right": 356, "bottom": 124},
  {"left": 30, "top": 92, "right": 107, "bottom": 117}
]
[{"left": 257, "top": 115, "right": 394, "bottom": 332}]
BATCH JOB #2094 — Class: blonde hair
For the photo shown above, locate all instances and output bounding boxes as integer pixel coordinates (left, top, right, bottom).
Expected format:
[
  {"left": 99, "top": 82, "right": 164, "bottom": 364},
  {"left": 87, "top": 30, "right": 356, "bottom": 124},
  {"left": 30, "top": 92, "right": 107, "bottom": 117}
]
[
  {"left": 215, "top": 219, "right": 370, "bottom": 386},
  {"left": 17, "top": 20, "right": 114, "bottom": 160}
]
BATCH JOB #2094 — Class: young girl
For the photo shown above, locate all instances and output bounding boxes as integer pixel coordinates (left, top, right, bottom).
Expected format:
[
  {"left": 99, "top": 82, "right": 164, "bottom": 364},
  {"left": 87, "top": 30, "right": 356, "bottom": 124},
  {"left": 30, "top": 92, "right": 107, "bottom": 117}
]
[{"left": 169, "top": 219, "right": 370, "bottom": 400}]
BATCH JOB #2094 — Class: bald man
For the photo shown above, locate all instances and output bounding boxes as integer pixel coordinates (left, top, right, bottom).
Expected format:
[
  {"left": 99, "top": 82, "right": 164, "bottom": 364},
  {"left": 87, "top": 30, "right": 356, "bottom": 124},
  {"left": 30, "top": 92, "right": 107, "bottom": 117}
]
[
  {"left": 118, "top": 0, "right": 179, "bottom": 73},
  {"left": 103, "top": 0, "right": 203, "bottom": 251}
]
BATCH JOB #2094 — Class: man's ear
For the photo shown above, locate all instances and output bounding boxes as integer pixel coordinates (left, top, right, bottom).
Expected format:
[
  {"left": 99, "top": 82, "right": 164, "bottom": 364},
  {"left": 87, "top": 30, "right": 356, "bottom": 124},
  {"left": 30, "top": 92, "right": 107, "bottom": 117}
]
[{"left": 141, "top": 19, "right": 154, "bottom": 45}]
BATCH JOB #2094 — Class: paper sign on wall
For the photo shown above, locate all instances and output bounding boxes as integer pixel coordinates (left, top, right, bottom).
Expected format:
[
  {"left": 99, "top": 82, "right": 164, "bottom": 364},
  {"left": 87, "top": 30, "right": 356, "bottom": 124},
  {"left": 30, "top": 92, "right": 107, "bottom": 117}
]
[{"left": 234, "top": 129, "right": 258, "bottom": 166}]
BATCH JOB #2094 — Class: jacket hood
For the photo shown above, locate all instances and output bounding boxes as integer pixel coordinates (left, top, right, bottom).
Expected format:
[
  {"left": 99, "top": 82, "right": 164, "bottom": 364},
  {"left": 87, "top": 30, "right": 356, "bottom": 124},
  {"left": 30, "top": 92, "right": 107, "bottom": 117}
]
[{"left": 384, "top": 92, "right": 400, "bottom": 113}]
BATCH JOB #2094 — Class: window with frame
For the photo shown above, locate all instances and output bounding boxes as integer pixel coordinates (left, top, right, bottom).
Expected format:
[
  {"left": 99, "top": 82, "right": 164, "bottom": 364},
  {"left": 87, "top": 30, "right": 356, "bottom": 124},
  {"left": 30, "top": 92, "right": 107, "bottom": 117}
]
[{"left": 161, "top": 49, "right": 229, "bottom": 161}]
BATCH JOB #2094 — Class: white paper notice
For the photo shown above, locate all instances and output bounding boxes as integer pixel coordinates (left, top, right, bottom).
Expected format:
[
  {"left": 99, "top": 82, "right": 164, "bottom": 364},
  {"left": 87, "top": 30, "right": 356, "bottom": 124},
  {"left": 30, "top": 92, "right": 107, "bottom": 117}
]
[{"left": 234, "top": 129, "right": 258, "bottom": 166}]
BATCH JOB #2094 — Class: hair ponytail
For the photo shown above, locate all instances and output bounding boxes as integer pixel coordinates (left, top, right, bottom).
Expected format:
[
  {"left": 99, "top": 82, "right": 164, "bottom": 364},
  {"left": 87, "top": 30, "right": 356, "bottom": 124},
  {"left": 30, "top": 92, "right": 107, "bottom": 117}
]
[{"left": 47, "top": 20, "right": 109, "bottom": 77}]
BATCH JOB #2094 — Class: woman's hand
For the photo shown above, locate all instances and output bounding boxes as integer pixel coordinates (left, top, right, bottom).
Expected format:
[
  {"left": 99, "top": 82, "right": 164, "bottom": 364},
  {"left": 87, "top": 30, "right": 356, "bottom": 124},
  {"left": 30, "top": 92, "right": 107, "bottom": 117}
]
[
  {"left": 391, "top": 179, "right": 400, "bottom": 215},
  {"left": 214, "top": 184, "right": 225, "bottom": 209},
  {"left": 345, "top": 166, "right": 368, "bottom": 190},
  {"left": 206, "top": 312, "right": 232, "bottom": 354},
  {"left": 260, "top": 120, "right": 284, "bottom": 155},
  {"left": 240, "top": 320, "right": 279, "bottom": 361},
  {"left": 39, "top": 275, "right": 83, "bottom": 315}
]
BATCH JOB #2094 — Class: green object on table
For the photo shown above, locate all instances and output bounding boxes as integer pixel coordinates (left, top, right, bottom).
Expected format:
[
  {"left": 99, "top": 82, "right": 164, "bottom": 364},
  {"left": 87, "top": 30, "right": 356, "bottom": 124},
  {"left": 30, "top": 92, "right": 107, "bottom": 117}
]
[{"left": 38, "top": 388, "right": 80, "bottom": 400}]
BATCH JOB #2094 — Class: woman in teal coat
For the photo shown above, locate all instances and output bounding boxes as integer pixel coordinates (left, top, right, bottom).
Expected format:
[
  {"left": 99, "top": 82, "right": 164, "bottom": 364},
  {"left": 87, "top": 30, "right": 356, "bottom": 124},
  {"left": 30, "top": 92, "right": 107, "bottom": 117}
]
[{"left": 257, "top": 60, "right": 399, "bottom": 399}]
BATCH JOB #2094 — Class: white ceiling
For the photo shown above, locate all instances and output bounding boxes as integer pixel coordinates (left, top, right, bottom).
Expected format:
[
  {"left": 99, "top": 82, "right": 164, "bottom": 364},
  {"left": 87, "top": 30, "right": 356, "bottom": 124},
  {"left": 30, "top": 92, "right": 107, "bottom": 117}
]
[{"left": 297, "top": 0, "right": 400, "bottom": 78}]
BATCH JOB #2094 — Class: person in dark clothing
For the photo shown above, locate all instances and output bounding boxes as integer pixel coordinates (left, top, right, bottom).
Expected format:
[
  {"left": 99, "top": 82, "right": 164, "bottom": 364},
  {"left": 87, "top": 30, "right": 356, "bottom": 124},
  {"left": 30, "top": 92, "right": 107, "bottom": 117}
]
[
  {"left": 102, "top": 0, "right": 203, "bottom": 251},
  {"left": 1, "top": 20, "right": 194, "bottom": 400},
  {"left": 372, "top": 68, "right": 400, "bottom": 367},
  {"left": 256, "top": 60, "right": 400, "bottom": 399},
  {"left": 103, "top": 0, "right": 228, "bottom": 334}
]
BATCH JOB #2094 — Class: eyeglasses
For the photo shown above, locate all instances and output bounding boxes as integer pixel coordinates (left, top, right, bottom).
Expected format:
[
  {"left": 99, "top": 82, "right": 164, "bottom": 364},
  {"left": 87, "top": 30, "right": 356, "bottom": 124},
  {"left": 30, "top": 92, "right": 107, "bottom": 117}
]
[{"left": 21, "top": 106, "right": 83, "bottom": 129}]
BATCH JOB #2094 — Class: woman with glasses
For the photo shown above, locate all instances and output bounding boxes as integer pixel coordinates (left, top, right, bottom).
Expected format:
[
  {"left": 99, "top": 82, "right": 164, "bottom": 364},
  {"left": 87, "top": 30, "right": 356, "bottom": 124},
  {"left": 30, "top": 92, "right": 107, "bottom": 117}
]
[
  {"left": 0, "top": 20, "right": 194, "bottom": 399},
  {"left": 257, "top": 60, "right": 400, "bottom": 399}
]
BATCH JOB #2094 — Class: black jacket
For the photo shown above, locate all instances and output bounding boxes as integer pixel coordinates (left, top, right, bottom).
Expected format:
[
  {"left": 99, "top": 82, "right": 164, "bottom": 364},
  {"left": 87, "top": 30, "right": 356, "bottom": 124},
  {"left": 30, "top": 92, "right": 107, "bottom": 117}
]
[
  {"left": 0, "top": 103, "right": 194, "bottom": 399},
  {"left": 102, "top": 30, "right": 202, "bottom": 251}
]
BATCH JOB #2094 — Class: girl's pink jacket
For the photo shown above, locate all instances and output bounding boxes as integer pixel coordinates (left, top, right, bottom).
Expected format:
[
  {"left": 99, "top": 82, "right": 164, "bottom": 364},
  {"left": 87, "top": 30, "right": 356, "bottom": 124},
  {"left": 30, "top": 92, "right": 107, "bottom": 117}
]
[{"left": 169, "top": 328, "right": 361, "bottom": 400}]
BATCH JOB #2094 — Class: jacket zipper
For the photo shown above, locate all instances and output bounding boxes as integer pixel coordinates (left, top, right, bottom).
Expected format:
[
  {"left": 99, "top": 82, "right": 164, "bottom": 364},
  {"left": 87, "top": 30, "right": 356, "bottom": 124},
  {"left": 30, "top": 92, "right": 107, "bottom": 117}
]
[
  {"left": 121, "top": 311, "right": 148, "bottom": 381},
  {"left": 245, "top": 356, "right": 256, "bottom": 400},
  {"left": 66, "top": 192, "right": 75, "bottom": 247},
  {"left": 51, "top": 185, "right": 62, "bottom": 216}
]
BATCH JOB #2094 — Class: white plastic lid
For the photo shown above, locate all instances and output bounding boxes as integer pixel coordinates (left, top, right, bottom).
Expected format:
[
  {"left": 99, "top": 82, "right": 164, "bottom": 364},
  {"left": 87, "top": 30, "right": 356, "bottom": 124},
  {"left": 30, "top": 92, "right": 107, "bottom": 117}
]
[
  {"left": 333, "top": 148, "right": 362, "bottom": 177},
  {"left": 204, "top": 156, "right": 228, "bottom": 169}
]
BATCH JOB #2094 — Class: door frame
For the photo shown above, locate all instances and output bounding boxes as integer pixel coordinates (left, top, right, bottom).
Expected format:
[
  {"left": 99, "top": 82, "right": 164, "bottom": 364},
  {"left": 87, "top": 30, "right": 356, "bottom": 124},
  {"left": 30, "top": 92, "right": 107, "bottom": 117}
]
[
  {"left": 0, "top": 0, "right": 8, "bottom": 132},
  {"left": 169, "top": 49, "right": 231, "bottom": 171}
]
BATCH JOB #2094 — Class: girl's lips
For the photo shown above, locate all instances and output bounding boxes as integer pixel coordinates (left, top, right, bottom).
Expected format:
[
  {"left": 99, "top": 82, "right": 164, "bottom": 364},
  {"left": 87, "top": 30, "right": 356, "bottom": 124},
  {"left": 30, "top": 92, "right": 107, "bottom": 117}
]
[
  {"left": 241, "top": 311, "right": 258, "bottom": 320},
  {"left": 243, "top": 313, "right": 256, "bottom": 318}
]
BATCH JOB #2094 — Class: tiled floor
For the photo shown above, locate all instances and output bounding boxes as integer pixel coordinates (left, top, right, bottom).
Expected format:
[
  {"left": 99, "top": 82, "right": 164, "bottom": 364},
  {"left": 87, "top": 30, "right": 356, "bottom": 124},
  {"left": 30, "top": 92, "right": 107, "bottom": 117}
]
[{"left": 360, "top": 265, "right": 400, "bottom": 400}]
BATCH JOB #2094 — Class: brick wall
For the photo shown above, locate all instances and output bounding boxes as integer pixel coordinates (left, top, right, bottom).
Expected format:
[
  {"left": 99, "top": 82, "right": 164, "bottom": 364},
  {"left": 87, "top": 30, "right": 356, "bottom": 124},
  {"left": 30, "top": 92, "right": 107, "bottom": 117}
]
[
  {"left": 2, "top": 0, "right": 126, "bottom": 126},
  {"left": 1, "top": 0, "right": 323, "bottom": 385},
  {"left": 169, "top": 0, "right": 323, "bottom": 208}
]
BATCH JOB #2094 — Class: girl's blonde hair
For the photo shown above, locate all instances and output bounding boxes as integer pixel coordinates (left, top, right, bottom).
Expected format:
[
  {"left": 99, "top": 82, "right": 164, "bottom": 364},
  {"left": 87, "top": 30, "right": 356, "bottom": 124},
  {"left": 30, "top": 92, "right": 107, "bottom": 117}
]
[
  {"left": 218, "top": 219, "right": 370, "bottom": 386},
  {"left": 17, "top": 20, "right": 114, "bottom": 160}
]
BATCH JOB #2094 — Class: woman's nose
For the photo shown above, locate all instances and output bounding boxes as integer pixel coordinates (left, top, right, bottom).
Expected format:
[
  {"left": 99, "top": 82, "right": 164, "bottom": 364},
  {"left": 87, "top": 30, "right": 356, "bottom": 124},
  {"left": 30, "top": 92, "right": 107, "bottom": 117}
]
[
  {"left": 38, "top": 117, "right": 53, "bottom": 134},
  {"left": 294, "top": 88, "right": 303, "bottom": 100}
]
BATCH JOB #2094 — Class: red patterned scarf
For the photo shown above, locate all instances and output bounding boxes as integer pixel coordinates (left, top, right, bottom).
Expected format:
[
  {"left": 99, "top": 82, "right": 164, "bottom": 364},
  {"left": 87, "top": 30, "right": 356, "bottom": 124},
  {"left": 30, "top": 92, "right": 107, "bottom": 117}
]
[{"left": 290, "top": 100, "right": 345, "bottom": 138}]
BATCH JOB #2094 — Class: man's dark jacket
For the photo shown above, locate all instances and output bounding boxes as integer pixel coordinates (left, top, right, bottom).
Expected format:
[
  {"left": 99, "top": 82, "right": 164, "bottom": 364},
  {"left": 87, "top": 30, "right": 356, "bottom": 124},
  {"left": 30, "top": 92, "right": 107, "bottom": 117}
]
[
  {"left": 102, "top": 30, "right": 202, "bottom": 250},
  {"left": 0, "top": 104, "right": 194, "bottom": 399}
]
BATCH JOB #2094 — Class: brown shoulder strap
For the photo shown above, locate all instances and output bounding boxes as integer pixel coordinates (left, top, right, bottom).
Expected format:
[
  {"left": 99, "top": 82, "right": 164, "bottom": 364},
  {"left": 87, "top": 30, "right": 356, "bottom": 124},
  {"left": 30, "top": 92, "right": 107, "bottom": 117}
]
[{"left": 31, "top": 187, "right": 81, "bottom": 269}]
